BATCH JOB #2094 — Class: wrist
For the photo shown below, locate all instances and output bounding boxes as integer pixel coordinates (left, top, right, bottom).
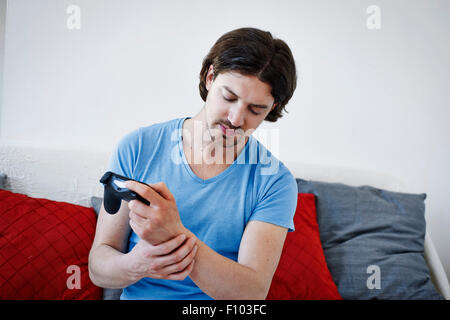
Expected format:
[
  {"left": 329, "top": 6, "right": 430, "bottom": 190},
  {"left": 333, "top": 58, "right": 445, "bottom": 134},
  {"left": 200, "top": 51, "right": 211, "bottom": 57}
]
[
  {"left": 181, "top": 226, "right": 195, "bottom": 240},
  {"left": 181, "top": 227, "right": 200, "bottom": 257}
]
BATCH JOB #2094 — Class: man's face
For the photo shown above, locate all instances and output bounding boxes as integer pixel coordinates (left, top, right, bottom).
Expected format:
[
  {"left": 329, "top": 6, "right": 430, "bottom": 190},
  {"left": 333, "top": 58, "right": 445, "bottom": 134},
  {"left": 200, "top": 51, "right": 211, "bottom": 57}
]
[{"left": 204, "top": 66, "right": 277, "bottom": 148}]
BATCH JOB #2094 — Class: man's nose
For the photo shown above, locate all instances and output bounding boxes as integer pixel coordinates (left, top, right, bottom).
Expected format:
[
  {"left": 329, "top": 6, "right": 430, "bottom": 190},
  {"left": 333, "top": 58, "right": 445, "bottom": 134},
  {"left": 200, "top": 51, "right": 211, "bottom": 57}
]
[{"left": 227, "top": 103, "right": 245, "bottom": 128}]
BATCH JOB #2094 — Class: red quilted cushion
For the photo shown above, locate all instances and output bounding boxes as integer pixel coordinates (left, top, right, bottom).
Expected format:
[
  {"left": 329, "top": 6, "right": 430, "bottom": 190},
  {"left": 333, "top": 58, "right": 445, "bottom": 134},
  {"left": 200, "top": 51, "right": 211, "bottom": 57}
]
[
  {"left": 267, "top": 193, "right": 342, "bottom": 300},
  {"left": 0, "top": 190, "right": 102, "bottom": 299}
]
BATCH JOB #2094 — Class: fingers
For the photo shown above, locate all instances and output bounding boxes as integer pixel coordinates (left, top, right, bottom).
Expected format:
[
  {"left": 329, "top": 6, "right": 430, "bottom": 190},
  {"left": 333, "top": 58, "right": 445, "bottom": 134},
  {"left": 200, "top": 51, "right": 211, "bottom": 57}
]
[
  {"left": 148, "top": 182, "right": 175, "bottom": 201},
  {"left": 129, "top": 218, "right": 143, "bottom": 239},
  {"left": 159, "top": 243, "right": 198, "bottom": 277},
  {"left": 165, "top": 260, "right": 195, "bottom": 281},
  {"left": 157, "top": 236, "right": 196, "bottom": 261},
  {"left": 129, "top": 207, "right": 148, "bottom": 224},
  {"left": 125, "top": 180, "right": 163, "bottom": 206},
  {"left": 148, "top": 236, "right": 198, "bottom": 279},
  {"left": 160, "top": 238, "right": 196, "bottom": 274},
  {"left": 132, "top": 234, "right": 198, "bottom": 281},
  {"left": 152, "top": 234, "right": 188, "bottom": 256},
  {"left": 128, "top": 197, "right": 153, "bottom": 217},
  {"left": 128, "top": 199, "right": 154, "bottom": 225},
  {"left": 128, "top": 201, "right": 150, "bottom": 238}
]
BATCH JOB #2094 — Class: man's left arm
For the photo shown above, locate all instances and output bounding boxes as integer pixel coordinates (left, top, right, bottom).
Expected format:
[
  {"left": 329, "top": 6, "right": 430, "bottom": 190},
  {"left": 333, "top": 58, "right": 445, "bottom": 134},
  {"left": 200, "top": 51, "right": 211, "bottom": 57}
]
[{"left": 184, "top": 220, "right": 287, "bottom": 300}]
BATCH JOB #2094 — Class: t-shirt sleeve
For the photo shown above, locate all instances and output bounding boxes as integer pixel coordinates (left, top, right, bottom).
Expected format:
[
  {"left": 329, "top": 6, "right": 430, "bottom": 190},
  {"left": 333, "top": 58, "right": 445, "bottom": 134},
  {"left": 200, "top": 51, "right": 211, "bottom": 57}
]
[
  {"left": 249, "top": 169, "right": 298, "bottom": 232},
  {"left": 105, "top": 128, "right": 141, "bottom": 180}
]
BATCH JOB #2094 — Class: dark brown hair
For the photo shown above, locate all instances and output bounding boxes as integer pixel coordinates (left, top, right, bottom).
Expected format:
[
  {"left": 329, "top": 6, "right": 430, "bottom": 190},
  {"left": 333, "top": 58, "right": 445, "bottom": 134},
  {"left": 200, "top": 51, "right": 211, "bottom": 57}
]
[{"left": 199, "top": 27, "right": 297, "bottom": 122}]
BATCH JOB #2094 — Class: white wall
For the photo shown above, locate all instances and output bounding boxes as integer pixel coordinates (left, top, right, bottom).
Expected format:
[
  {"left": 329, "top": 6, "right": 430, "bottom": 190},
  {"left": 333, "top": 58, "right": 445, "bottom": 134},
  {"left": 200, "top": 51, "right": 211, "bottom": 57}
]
[
  {"left": 0, "top": 0, "right": 6, "bottom": 126},
  {"left": 1, "top": 0, "right": 449, "bottom": 281}
]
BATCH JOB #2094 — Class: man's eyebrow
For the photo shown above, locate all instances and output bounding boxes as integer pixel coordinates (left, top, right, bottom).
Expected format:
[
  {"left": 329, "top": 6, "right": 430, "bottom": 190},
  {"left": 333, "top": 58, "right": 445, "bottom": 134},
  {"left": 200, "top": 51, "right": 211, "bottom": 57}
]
[{"left": 222, "top": 86, "right": 269, "bottom": 109}]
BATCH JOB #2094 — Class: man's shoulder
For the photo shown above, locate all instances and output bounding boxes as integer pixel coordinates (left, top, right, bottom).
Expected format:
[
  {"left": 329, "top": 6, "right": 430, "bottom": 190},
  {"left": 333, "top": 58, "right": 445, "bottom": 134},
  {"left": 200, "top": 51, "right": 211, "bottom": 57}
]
[
  {"left": 139, "top": 117, "right": 183, "bottom": 135},
  {"left": 115, "top": 117, "right": 183, "bottom": 151},
  {"left": 127, "top": 117, "right": 184, "bottom": 145}
]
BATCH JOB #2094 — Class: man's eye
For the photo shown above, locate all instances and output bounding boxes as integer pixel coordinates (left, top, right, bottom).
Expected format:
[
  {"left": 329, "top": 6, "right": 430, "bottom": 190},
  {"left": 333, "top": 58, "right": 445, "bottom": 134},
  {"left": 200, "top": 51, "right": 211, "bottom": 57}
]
[
  {"left": 223, "top": 96, "right": 260, "bottom": 115},
  {"left": 223, "top": 96, "right": 235, "bottom": 102},
  {"left": 250, "top": 108, "right": 261, "bottom": 115}
]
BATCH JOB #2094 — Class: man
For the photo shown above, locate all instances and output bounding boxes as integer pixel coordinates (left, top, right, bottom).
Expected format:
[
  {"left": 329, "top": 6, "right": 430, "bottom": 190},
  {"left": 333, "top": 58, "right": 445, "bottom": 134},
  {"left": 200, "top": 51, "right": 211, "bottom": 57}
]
[{"left": 88, "top": 27, "right": 298, "bottom": 300}]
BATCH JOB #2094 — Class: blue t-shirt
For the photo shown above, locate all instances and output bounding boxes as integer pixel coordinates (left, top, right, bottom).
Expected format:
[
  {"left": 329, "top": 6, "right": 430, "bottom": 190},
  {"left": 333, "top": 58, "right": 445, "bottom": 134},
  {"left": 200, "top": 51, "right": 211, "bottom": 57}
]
[{"left": 105, "top": 117, "right": 298, "bottom": 300}]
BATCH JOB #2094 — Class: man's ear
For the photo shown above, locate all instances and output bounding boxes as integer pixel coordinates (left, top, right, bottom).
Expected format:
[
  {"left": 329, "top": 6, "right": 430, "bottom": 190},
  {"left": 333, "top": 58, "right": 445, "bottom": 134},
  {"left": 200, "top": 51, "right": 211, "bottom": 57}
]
[
  {"left": 206, "top": 65, "right": 214, "bottom": 91},
  {"left": 270, "top": 102, "right": 278, "bottom": 112}
]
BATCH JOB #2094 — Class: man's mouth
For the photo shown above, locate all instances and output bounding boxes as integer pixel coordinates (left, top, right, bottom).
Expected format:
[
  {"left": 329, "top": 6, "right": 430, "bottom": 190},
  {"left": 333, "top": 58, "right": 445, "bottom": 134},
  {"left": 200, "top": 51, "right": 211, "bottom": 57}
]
[{"left": 219, "top": 123, "right": 239, "bottom": 137}]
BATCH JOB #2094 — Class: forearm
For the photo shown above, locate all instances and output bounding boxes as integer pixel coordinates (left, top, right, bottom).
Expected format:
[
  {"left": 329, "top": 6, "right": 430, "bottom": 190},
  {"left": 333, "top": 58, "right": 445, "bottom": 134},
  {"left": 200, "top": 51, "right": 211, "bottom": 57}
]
[
  {"left": 88, "top": 244, "right": 137, "bottom": 289},
  {"left": 183, "top": 229, "right": 269, "bottom": 300}
]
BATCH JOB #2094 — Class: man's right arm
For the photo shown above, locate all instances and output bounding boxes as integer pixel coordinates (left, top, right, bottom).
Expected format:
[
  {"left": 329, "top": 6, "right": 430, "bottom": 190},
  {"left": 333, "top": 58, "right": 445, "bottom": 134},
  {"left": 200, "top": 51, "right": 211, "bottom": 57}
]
[
  {"left": 88, "top": 199, "right": 198, "bottom": 289},
  {"left": 88, "top": 200, "right": 136, "bottom": 289}
]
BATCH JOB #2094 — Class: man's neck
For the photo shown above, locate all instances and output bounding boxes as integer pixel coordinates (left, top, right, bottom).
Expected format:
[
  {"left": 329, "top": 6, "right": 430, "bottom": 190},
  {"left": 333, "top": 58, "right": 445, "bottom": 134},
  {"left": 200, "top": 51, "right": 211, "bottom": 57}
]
[{"left": 182, "top": 112, "right": 248, "bottom": 166}]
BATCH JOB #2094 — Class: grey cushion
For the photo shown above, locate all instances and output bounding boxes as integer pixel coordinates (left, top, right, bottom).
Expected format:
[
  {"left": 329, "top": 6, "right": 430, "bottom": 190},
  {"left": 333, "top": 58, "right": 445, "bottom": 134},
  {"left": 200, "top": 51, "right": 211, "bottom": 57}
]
[
  {"left": 296, "top": 179, "right": 443, "bottom": 300},
  {"left": 90, "top": 196, "right": 102, "bottom": 216},
  {"left": 102, "top": 287, "right": 123, "bottom": 300},
  {"left": 0, "top": 174, "right": 7, "bottom": 189}
]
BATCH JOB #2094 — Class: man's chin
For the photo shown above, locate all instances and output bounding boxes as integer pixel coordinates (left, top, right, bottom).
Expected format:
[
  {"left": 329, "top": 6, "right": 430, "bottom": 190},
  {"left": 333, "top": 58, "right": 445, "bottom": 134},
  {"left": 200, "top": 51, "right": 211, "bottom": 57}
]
[
  {"left": 220, "top": 134, "right": 248, "bottom": 148},
  {"left": 221, "top": 135, "right": 237, "bottom": 147}
]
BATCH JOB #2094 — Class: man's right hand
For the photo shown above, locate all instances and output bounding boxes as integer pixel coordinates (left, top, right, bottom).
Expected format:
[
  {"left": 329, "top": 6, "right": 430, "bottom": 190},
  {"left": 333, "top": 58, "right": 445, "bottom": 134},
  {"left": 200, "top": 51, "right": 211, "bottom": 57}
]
[{"left": 124, "top": 234, "right": 198, "bottom": 283}]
